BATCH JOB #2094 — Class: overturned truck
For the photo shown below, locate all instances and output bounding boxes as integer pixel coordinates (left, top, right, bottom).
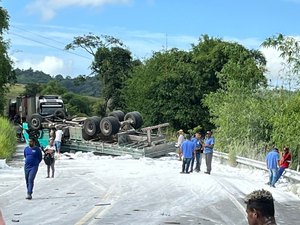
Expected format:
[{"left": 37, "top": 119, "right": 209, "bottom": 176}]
[{"left": 24, "top": 110, "right": 176, "bottom": 158}]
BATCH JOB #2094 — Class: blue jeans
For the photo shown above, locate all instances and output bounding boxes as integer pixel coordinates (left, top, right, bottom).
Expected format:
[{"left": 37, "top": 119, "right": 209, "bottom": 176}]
[
  {"left": 182, "top": 158, "right": 192, "bottom": 173},
  {"left": 190, "top": 155, "right": 195, "bottom": 172},
  {"left": 24, "top": 166, "right": 39, "bottom": 195},
  {"left": 195, "top": 152, "right": 202, "bottom": 171},
  {"left": 269, "top": 168, "right": 278, "bottom": 186},
  {"left": 275, "top": 167, "right": 286, "bottom": 183}
]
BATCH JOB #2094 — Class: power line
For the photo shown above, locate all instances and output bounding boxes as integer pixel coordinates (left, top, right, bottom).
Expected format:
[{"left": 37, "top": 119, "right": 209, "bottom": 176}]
[
  {"left": 9, "top": 32, "right": 92, "bottom": 60},
  {"left": 11, "top": 25, "right": 67, "bottom": 46}
]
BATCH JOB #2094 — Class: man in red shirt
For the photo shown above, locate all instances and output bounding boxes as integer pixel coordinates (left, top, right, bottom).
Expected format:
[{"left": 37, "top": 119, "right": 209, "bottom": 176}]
[{"left": 275, "top": 146, "right": 292, "bottom": 184}]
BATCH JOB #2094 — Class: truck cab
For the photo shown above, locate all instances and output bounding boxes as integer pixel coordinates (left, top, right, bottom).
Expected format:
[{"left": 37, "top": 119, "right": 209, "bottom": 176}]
[{"left": 38, "top": 95, "right": 64, "bottom": 116}]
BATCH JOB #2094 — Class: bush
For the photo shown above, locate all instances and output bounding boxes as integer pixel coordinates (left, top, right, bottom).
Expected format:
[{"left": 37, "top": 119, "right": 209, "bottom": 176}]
[{"left": 0, "top": 117, "right": 16, "bottom": 159}]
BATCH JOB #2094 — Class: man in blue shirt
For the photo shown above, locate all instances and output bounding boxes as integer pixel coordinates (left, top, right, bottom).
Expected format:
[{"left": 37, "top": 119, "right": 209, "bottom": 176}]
[
  {"left": 24, "top": 137, "right": 42, "bottom": 200},
  {"left": 265, "top": 148, "right": 280, "bottom": 187},
  {"left": 180, "top": 134, "right": 196, "bottom": 174},
  {"left": 190, "top": 132, "right": 203, "bottom": 172},
  {"left": 204, "top": 131, "right": 215, "bottom": 175}
]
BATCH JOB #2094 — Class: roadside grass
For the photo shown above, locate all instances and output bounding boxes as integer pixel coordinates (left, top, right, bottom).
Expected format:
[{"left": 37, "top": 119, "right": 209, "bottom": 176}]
[
  {"left": 0, "top": 117, "right": 16, "bottom": 160},
  {"left": 218, "top": 140, "right": 267, "bottom": 164},
  {"left": 6, "top": 84, "right": 25, "bottom": 100}
]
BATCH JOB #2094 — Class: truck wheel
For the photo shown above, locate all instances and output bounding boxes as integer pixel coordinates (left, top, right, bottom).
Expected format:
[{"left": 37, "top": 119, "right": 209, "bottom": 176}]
[
  {"left": 28, "top": 114, "right": 43, "bottom": 130},
  {"left": 124, "top": 111, "right": 143, "bottom": 129},
  {"left": 108, "top": 110, "right": 125, "bottom": 121},
  {"left": 62, "top": 127, "right": 70, "bottom": 140},
  {"left": 100, "top": 116, "right": 120, "bottom": 136},
  {"left": 83, "top": 117, "right": 100, "bottom": 137},
  {"left": 54, "top": 109, "right": 66, "bottom": 119},
  {"left": 82, "top": 129, "right": 93, "bottom": 141}
]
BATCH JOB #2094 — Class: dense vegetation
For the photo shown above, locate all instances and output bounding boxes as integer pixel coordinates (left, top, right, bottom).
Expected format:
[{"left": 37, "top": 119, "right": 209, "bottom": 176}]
[
  {"left": 15, "top": 68, "right": 101, "bottom": 97},
  {"left": 0, "top": 117, "right": 16, "bottom": 159}
]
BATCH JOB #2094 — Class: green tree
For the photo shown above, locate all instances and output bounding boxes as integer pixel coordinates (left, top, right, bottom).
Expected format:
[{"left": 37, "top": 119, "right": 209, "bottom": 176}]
[
  {"left": 65, "top": 33, "right": 134, "bottom": 115},
  {"left": 40, "top": 80, "right": 67, "bottom": 96},
  {"left": 123, "top": 35, "right": 267, "bottom": 132},
  {"left": 22, "top": 83, "right": 42, "bottom": 97},
  {"left": 62, "top": 92, "right": 92, "bottom": 116},
  {"left": 0, "top": 5, "right": 15, "bottom": 114}
]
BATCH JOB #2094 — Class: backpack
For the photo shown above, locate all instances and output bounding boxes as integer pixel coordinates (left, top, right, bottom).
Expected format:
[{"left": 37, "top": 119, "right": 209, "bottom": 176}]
[{"left": 44, "top": 153, "right": 54, "bottom": 166}]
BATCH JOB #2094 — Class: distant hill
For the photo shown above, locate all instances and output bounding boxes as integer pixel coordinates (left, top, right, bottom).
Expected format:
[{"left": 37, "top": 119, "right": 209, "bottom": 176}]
[{"left": 15, "top": 68, "right": 101, "bottom": 97}]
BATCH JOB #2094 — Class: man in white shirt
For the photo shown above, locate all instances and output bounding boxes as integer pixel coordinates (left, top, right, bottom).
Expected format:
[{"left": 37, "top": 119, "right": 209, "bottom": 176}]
[
  {"left": 176, "top": 129, "right": 185, "bottom": 161},
  {"left": 54, "top": 126, "right": 63, "bottom": 155}
]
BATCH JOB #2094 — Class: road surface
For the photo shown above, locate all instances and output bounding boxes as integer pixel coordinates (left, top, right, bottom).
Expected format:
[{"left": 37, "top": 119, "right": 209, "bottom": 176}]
[{"left": 0, "top": 144, "right": 299, "bottom": 225}]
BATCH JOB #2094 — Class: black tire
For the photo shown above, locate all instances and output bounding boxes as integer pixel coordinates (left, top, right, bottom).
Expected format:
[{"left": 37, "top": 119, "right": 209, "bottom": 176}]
[
  {"left": 62, "top": 127, "right": 70, "bottom": 140},
  {"left": 91, "top": 116, "right": 101, "bottom": 134},
  {"left": 28, "top": 114, "right": 43, "bottom": 130},
  {"left": 83, "top": 117, "right": 101, "bottom": 137},
  {"left": 124, "top": 111, "right": 143, "bottom": 129},
  {"left": 82, "top": 129, "right": 93, "bottom": 141},
  {"left": 54, "top": 109, "right": 66, "bottom": 119},
  {"left": 108, "top": 110, "right": 125, "bottom": 121},
  {"left": 100, "top": 116, "right": 120, "bottom": 136}
]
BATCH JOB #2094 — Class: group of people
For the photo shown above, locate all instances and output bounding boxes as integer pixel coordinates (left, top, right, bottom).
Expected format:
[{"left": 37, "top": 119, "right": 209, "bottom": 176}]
[
  {"left": 23, "top": 126, "right": 63, "bottom": 200},
  {"left": 177, "top": 129, "right": 215, "bottom": 175},
  {"left": 266, "top": 146, "right": 292, "bottom": 188}
]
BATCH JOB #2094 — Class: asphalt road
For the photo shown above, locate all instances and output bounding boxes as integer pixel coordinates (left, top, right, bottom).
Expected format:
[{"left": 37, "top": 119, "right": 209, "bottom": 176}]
[{"left": 0, "top": 144, "right": 299, "bottom": 225}]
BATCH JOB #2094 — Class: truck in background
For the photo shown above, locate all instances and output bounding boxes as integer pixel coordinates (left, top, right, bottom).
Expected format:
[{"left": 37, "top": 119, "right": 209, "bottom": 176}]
[{"left": 7, "top": 95, "right": 65, "bottom": 124}]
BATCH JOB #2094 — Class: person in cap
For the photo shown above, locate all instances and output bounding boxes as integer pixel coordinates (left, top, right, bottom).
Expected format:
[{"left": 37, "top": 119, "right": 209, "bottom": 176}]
[
  {"left": 180, "top": 134, "right": 196, "bottom": 174},
  {"left": 204, "top": 130, "right": 214, "bottom": 175},
  {"left": 176, "top": 129, "right": 185, "bottom": 161},
  {"left": 190, "top": 132, "right": 203, "bottom": 172},
  {"left": 244, "top": 189, "right": 277, "bottom": 225}
]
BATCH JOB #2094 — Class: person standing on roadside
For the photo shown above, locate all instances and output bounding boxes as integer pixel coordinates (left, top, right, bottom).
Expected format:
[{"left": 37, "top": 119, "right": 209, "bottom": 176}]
[
  {"left": 54, "top": 126, "right": 63, "bottom": 155},
  {"left": 204, "top": 131, "right": 214, "bottom": 175},
  {"left": 176, "top": 129, "right": 185, "bottom": 161},
  {"left": 24, "top": 137, "right": 42, "bottom": 200},
  {"left": 275, "top": 146, "right": 291, "bottom": 184},
  {"left": 265, "top": 147, "right": 280, "bottom": 187},
  {"left": 43, "top": 138, "right": 56, "bottom": 178},
  {"left": 244, "top": 189, "right": 277, "bottom": 225},
  {"left": 180, "top": 134, "right": 196, "bottom": 174},
  {"left": 190, "top": 132, "right": 203, "bottom": 173}
]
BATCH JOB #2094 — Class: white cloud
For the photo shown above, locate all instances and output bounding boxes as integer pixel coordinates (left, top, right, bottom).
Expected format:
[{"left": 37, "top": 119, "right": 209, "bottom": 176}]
[
  {"left": 16, "top": 56, "right": 65, "bottom": 76},
  {"left": 26, "top": 0, "right": 131, "bottom": 20}
]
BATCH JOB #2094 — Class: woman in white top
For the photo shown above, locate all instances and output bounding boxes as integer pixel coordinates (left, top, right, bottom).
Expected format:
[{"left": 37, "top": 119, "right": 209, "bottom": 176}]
[{"left": 44, "top": 138, "right": 56, "bottom": 178}]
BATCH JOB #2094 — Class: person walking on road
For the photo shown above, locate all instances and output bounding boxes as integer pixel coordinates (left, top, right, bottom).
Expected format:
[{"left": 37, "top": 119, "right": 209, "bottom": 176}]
[
  {"left": 180, "top": 134, "right": 196, "bottom": 174},
  {"left": 265, "top": 147, "right": 280, "bottom": 187},
  {"left": 204, "top": 131, "right": 214, "bottom": 175},
  {"left": 43, "top": 138, "right": 56, "bottom": 178},
  {"left": 54, "top": 126, "right": 63, "bottom": 155},
  {"left": 24, "top": 137, "right": 42, "bottom": 200},
  {"left": 275, "top": 146, "right": 292, "bottom": 184},
  {"left": 244, "top": 189, "right": 277, "bottom": 225}
]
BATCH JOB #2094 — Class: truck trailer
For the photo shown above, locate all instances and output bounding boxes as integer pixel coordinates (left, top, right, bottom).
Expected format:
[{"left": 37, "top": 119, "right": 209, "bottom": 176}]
[{"left": 23, "top": 110, "right": 176, "bottom": 159}]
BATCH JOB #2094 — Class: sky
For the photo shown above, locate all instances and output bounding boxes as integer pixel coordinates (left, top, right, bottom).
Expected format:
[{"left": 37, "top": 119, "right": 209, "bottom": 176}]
[
  {"left": 2, "top": 0, "right": 300, "bottom": 87},
  {"left": 1, "top": 150, "right": 300, "bottom": 224}
]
